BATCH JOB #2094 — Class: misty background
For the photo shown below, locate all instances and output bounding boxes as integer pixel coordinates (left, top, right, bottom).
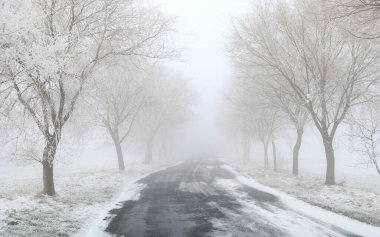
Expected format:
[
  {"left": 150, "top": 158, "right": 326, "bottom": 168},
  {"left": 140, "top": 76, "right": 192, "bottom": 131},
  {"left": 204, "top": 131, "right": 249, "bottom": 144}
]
[
  {"left": 0, "top": 0, "right": 378, "bottom": 187},
  {"left": 1, "top": 0, "right": 380, "bottom": 236}
]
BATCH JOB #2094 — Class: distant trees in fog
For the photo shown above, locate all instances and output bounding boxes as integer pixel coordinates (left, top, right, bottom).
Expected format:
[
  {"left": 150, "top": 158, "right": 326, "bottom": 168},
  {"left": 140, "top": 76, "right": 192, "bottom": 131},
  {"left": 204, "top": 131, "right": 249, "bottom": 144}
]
[
  {"left": 226, "top": 0, "right": 380, "bottom": 184},
  {"left": 85, "top": 64, "right": 194, "bottom": 170},
  {"left": 85, "top": 63, "right": 146, "bottom": 171},
  {"left": 135, "top": 69, "right": 195, "bottom": 165},
  {"left": 0, "top": 0, "right": 188, "bottom": 195},
  {"left": 224, "top": 76, "right": 282, "bottom": 171}
]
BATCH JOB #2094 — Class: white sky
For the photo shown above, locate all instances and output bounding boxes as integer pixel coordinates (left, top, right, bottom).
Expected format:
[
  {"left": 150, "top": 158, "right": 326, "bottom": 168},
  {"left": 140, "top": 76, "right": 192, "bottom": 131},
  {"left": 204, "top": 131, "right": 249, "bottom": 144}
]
[{"left": 155, "top": 0, "right": 250, "bottom": 127}]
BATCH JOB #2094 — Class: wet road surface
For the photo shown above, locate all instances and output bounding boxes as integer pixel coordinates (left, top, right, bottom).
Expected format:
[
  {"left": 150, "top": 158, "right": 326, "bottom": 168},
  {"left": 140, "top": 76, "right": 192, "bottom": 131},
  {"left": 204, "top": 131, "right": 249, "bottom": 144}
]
[{"left": 105, "top": 159, "right": 360, "bottom": 237}]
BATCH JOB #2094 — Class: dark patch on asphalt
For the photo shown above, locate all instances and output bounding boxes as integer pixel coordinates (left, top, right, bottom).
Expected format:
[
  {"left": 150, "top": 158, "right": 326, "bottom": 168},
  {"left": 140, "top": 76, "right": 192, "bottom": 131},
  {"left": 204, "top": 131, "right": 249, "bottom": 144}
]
[
  {"left": 104, "top": 159, "right": 345, "bottom": 237},
  {"left": 106, "top": 159, "right": 247, "bottom": 237}
]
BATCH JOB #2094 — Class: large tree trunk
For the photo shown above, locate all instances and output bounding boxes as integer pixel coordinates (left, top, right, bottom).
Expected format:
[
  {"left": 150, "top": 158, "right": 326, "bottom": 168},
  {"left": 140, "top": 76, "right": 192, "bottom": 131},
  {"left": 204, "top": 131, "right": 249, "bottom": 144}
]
[
  {"left": 109, "top": 127, "right": 125, "bottom": 172},
  {"left": 114, "top": 141, "right": 125, "bottom": 171},
  {"left": 42, "top": 161, "right": 55, "bottom": 196},
  {"left": 322, "top": 136, "right": 335, "bottom": 185},
  {"left": 42, "top": 141, "right": 57, "bottom": 196},
  {"left": 263, "top": 141, "right": 269, "bottom": 169},
  {"left": 145, "top": 137, "right": 154, "bottom": 165},
  {"left": 292, "top": 128, "right": 303, "bottom": 176},
  {"left": 272, "top": 141, "right": 277, "bottom": 172}
]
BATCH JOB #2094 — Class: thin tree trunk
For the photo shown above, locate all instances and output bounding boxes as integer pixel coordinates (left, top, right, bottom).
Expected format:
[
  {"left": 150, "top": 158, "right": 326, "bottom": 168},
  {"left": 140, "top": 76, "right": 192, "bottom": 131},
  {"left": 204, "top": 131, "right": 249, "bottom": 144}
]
[
  {"left": 292, "top": 128, "right": 303, "bottom": 176},
  {"left": 243, "top": 137, "right": 250, "bottom": 164},
  {"left": 322, "top": 136, "right": 335, "bottom": 185},
  {"left": 370, "top": 151, "right": 380, "bottom": 175},
  {"left": 42, "top": 142, "right": 57, "bottom": 196},
  {"left": 145, "top": 138, "right": 154, "bottom": 164},
  {"left": 374, "top": 159, "right": 380, "bottom": 175},
  {"left": 264, "top": 141, "right": 269, "bottom": 169},
  {"left": 272, "top": 141, "right": 277, "bottom": 172}
]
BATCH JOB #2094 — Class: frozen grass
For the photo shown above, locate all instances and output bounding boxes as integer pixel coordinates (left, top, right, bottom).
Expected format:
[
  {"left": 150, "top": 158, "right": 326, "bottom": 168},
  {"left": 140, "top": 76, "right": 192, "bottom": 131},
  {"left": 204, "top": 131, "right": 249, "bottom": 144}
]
[
  {"left": 233, "top": 165, "right": 380, "bottom": 227},
  {"left": 0, "top": 165, "right": 164, "bottom": 237}
]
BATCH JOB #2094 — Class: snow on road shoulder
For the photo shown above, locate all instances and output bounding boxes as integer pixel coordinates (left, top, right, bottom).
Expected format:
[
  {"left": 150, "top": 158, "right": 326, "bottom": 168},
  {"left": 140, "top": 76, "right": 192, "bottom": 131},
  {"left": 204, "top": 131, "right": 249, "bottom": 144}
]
[
  {"left": 75, "top": 181, "right": 145, "bottom": 237},
  {"left": 242, "top": 166, "right": 380, "bottom": 226},
  {"left": 220, "top": 165, "right": 380, "bottom": 237},
  {"left": 75, "top": 160, "right": 185, "bottom": 237},
  {"left": 0, "top": 160, "right": 175, "bottom": 237}
]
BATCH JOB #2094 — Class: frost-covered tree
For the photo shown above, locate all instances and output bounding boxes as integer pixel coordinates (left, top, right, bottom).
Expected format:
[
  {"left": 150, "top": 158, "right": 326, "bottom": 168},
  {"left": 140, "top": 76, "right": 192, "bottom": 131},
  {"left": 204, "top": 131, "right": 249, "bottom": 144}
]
[
  {"left": 224, "top": 75, "right": 282, "bottom": 169},
  {"left": 223, "top": 77, "right": 256, "bottom": 165},
  {"left": 136, "top": 69, "right": 195, "bottom": 165},
  {"left": 225, "top": 63, "right": 306, "bottom": 173},
  {"left": 229, "top": 0, "right": 380, "bottom": 185},
  {"left": 254, "top": 107, "right": 281, "bottom": 170},
  {"left": 349, "top": 103, "right": 380, "bottom": 175},
  {"left": 329, "top": 0, "right": 380, "bottom": 39},
  {"left": 0, "top": 0, "right": 180, "bottom": 195},
  {"left": 227, "top": 66, "right": 309, "bottom": 174},
  {"left": 85, "top": 62, "right": 148, "bottom": 171},
  {"left": 264, "top": 79, "right": 309, "bottom": 175}
]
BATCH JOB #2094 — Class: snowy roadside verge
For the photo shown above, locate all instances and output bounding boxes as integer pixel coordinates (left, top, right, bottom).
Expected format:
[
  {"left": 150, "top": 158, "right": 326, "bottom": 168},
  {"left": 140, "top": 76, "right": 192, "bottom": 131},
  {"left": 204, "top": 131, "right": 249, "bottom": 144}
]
[
  {"left": 232, "top": 165, "right": 380, "bottom": 227},
  {"left": 0, "top": 162, "right": 172, "bottom": 237},
  {"left": 73, "top": 178, "right": 145, "bottom": 237},
  {"left": 75, "top": 159, "right": 186, "bottom": 237},
  {"left": 222, "top": 165, "right": 380, "bottom": 237}
]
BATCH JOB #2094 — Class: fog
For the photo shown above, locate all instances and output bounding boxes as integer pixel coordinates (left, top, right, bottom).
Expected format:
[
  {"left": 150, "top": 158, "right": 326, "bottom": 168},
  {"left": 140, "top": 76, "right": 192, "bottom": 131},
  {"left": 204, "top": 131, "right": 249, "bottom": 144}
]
[
  {"left": 0, "top": 0, "right": 380, "bottom": 236},
  {"left": 155, "top": 0, "right": 249, "bottom": 132}
]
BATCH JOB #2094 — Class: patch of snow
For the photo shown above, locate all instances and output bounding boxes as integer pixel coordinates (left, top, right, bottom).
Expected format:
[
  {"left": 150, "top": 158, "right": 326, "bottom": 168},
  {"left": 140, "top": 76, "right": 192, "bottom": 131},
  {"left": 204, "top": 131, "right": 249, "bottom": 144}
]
[
  {"left": 75, "top": 182, "right": 145, "bottom": 237},
  {"left": 0, "top": 152, "right": 175, "bottom": 237},
  {"left": 75, "top": 160, "right": 186, "bottom": 237},
  {"left": 234, "top": 164, "right": 380, "bottom": 226},
  {"left": 220, "top": 165, "right": 380, "bottom": 237},
  {"left": 179, "top": 181, "right": 218, "bottom": 195}
]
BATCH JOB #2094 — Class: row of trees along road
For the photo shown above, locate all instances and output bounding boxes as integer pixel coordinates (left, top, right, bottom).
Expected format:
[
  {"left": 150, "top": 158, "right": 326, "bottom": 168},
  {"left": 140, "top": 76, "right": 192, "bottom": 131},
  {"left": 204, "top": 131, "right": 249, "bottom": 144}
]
[
  {"left": 225, "top": 0, "right": 380, "bottom": 185},
  {"left": 85, "top": 63, "right": 195, "bottom": 171},
  {"left": 0, "top": 0, "right": 188, "bottom": 196}
]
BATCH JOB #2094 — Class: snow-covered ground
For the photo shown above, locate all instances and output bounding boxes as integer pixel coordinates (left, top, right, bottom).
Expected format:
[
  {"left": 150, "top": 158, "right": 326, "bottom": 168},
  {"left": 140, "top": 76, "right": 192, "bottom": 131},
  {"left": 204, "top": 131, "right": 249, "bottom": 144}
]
[
  {"left": 74, "top": 179, "right": 146, "bottom": 237},
  {"left": 0, "top": 145, "right": 174, "bottom": 237},
  {"left": 217, "top": 165, "right": 380, "bottom": 237},
  {"left": 230, "top": 163, "right": 380, "bottom": 228}
]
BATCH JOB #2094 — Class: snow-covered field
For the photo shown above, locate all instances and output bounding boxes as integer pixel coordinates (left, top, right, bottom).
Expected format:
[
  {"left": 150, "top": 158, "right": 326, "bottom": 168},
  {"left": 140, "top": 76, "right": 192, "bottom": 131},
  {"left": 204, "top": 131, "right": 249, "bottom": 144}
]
[
  {"left": 0, "top": 145, "right": 173, "bottom": 237},
  {"left": 231, "top": 164, "right": 380, "bottom": 228},
  {"left": 216, "top": 165, "right": 380, "bottom": 237}
]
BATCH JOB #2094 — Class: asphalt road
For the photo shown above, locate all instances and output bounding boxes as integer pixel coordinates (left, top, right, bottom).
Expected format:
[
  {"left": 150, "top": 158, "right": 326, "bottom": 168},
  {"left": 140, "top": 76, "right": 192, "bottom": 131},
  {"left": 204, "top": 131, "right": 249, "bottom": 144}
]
[{"left": 105, "top": 159, "right": 360, "bottom": 237}]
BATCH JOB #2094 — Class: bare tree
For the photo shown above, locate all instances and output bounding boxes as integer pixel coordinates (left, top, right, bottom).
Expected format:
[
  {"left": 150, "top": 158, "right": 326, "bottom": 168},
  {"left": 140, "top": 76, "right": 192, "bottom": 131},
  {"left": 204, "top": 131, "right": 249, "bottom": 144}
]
[
  {"left": 225, "top": 64, "right": 308, "bottom": 173},
  {"left": 349, "top": 103, "right": 380, "bottom": 175},
  {"left": 263, "top": 79, "right": 309, "bottom": 175},
  {"left": 0, "top": 0, "right": 180, "bottom": 195},
  {"left": 135, "top": 69, "right": 195, "bottom": 165},
  {"left": 223, "top": 78, "right": 257, "bottom": 165},
  {"left": 85, "top": 63, "right": 147, "bottom": 171},
  {"left": 237, "top": 69, "right": 309, "bottom": 174},
  {"left": 254, "top": 107, "right": 280, "bottom": 170},
  {"left": 221, "top": 110, "right": 254, "bottom": 165},
  {"left": 224, "top": 72, "right": 283, "bottom": 168},
  {"left": 228, "top": 0, "right": 380, "bottom": 184},
  {"left": 329, "top": 0, "right": 380, "bottom": 39}
]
